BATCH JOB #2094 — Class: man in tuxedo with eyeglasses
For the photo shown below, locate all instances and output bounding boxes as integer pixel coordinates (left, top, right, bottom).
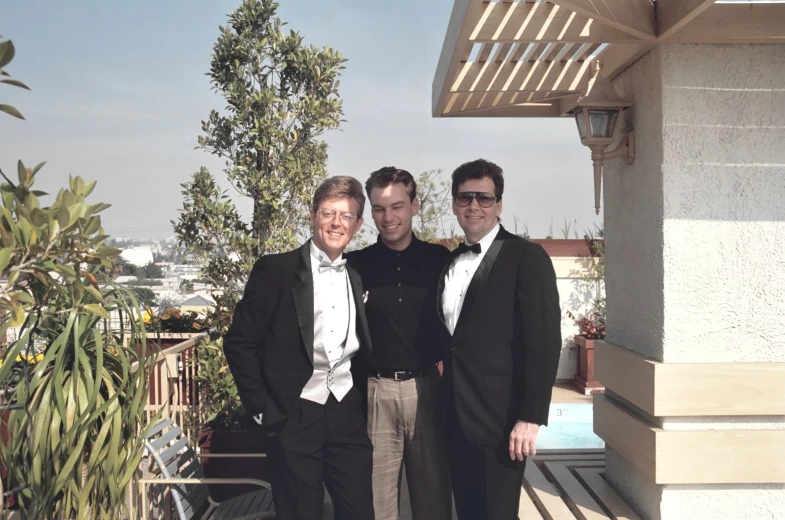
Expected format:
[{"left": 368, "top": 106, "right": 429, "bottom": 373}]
[
  {"left": 437, "top": 159, "right": 562, "bottom": 519},
  {"left": 224, "top": 176, "right": 375, "bottom": 520}
]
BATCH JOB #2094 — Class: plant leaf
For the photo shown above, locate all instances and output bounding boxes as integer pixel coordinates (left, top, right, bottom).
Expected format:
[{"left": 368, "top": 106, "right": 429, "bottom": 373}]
[
  {"left": 0, "top": 40, "right": 14, "bottom": 68},
  {"left": 83, "top": 303, "right": 109, "bottom": 319},
  {"left": 0, "top": 104, "right": 24, "bottom": 119},
  {"left": 1, "top": 78, "right": 29, "bottom": 89},
  {"left": 0, "top": 247, "right": 11, "bottom": 272}
]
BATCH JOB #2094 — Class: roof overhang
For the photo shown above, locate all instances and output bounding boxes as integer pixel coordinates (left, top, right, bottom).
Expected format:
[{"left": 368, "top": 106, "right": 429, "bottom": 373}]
[{"left": 432, "top": 0, "right": 785, "bottom": 118}]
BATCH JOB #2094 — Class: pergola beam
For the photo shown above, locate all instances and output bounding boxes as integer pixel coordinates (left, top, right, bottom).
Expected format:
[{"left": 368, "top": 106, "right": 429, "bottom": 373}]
[
  {"left": 433, "top": 0, "right": 484, "bottom": 117},
  {"left": 548, "top": 0, "right": 656, "bottom": 41},
  {"left": 655, "top": 0, "right": 717, "bottom": 40},
  {"left": 595, "top": 42, "right": 654, "bottom": 81},
  {"left": 470, "top": 1, "right": 643, "bottom": 43},
  {"left": 451, "top": 60, "right": 594, "bottom": 94}
]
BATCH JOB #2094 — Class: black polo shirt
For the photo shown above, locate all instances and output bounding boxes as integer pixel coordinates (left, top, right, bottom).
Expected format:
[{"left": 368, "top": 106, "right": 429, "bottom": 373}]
[{"left": 347, "top": 235, "right": 451, "bottom": 371}]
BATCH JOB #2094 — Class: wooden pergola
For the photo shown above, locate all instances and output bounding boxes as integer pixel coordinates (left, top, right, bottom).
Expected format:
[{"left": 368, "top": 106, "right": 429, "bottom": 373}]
[{"left": 432, "top": 0, "right": 785, "bottom": 118}]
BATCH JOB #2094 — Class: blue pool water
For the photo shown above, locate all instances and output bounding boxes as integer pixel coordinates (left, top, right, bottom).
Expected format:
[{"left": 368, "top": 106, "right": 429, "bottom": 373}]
[{"left": 536, "top": 403, "right": 605, "bottom": 449}]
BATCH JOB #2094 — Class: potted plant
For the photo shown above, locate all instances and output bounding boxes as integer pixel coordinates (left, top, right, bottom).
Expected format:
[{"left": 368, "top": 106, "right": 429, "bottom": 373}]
[
  {"left": 566, "top": 298, "right": 606, "bottom": 395},
  {"left": 0, "top": 162, "right": 154, "bottom": 518},
  {"left": 143, "top": 306, "right": 205, "bottom": 350}
]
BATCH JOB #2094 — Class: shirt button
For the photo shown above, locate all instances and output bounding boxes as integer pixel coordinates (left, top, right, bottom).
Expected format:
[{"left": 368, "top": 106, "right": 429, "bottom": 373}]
[
  {"left": 398, "top": 282, "right": 401, "bottom": 287},
  {"left": 398, "top": 298, "right": 402, "bottom": 302},
  {"left": 397, "top": 267, "right": 401, "bottom": 271}
]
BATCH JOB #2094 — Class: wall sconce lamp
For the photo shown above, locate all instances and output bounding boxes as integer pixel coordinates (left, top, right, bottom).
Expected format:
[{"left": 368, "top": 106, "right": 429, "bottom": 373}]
[{"left": 568, "top": 64, "right": 635, "bottom": 215}]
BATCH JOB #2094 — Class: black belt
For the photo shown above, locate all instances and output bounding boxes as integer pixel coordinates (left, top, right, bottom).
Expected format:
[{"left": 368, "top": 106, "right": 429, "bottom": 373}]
[{"left": 370, "top": 368, "right": 429, "bottom": 381}]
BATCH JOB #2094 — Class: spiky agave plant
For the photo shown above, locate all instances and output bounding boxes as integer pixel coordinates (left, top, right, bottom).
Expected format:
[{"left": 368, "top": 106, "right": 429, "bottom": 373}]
[{"left": 0, "top": 271, "right": 156, "bottom": 519}]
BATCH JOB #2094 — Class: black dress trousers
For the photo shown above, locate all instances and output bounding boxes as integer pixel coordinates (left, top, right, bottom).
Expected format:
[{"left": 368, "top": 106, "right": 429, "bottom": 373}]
[
  {"left": 265, "top": 387, "right": 374, "bottom": 520},
  {"left": 444, "top": 399, "right": 526, "bottom": 520}
]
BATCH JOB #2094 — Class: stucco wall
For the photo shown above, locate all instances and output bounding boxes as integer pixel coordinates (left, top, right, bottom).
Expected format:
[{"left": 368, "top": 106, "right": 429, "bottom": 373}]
[
  {"left": 659, "top": 44, "right": 785, "bottom": 364},
  {"left": 603, "top": 47, "right": 665, "bottom": 362},
  {"left": 603, "top": 44, "right": 785, "bottom": 520}
]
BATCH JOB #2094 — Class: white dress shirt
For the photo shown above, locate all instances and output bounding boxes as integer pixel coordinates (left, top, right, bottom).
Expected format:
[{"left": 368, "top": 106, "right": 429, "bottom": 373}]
[
  {"left": 310, "top": 242, "right": 350, "bottom": 366},
  {"left": 441, "top": 222, "right": 501, "bottom": 335}
]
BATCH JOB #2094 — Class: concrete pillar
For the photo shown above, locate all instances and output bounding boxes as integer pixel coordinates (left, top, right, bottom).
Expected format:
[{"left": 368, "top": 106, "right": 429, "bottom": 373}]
[{"left": 598, "top": 44, "right": 785, "bottom": 520}]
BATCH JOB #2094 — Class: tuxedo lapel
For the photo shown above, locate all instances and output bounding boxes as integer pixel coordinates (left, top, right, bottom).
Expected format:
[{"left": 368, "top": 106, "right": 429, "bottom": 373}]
[
  {"left": 453, "top": 229, "right": 507, "bottom": 338},
  {"left": 292, "top": 242, "right": 315, "bottom": 365},
  {"left": 348, "top": 266, "right": 372, "bottom": 351}
]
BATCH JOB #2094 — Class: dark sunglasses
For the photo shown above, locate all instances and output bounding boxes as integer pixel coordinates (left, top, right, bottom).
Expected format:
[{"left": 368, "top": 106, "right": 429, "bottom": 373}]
[{"left": 454, "top": 191, "right": 499, "bottom": 208}]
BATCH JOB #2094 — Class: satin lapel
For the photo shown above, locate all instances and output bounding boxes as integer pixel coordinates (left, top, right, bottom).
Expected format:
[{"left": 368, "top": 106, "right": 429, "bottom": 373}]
[
  {"left": 348, "top": 266, "right": 372, "bottom": 351},
  {"left": 292, "top": 242, "right": 315, "bottom": 365},
  {"left": 453, "top": 231, "right": 507, "bottom": 339}
]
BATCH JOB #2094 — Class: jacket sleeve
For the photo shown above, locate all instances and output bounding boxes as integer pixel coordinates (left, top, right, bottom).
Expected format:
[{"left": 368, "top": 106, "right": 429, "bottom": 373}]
[
  {"left": 224, "top": 257, "right": 277, "bottom": 418},
  {"left": 515, "top": 243, "right": 562, "bottom": 426}
]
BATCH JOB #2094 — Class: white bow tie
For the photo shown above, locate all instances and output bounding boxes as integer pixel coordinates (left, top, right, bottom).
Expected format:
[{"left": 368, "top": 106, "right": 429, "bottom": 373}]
[{"left": 318, "top": 257, "right": 347, "bottom": 273}]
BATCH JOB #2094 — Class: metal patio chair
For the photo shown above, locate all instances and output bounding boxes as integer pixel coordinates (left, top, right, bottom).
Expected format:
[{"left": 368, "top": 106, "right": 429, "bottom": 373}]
[{"left": 139, "top": 419, "right": 275, "bottom": 520}]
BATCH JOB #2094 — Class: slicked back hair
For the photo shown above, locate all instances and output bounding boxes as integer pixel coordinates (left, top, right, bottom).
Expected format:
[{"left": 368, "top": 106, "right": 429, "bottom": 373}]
[
  {"left": 365, "top": 166, "right": 417, "bottom": 202},
  {"left": 451, "top": 159, "right": 504, "bottom": 200}
]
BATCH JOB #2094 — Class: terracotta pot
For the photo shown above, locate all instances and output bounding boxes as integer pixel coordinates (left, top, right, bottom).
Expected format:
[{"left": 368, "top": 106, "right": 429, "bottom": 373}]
[
  {"left": 196, "top": 428, "right": 268, "bottom": 502},
  {"left": 572, "top": 335, "right": 605, "bottom": 395}
]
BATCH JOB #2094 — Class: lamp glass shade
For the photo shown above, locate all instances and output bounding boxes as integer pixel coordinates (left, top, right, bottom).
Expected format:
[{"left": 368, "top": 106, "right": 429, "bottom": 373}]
[
  {"left": 574, "top": 109, "right": 587, "bottom": 140},
  {"left": 588, "top": 108, "right": 619, "bottom": 139}
]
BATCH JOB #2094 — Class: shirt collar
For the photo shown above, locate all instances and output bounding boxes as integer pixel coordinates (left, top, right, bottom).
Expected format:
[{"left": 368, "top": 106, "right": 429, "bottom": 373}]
[
  {"left": 375, "top": 233, "right": 420, "bottom": 255},
  {"left": 467, "top": 222, "right": 500, "bottom": 253},
  {"left": 310, "top": 239, "right": 343, "bottom": 266}
]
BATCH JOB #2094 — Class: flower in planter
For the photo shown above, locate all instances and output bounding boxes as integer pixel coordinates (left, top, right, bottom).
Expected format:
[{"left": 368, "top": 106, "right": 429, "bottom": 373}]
[
  {"left": 566, "top": 305, "right": 606, "bottom": 340},
  {"left": 143, "top": 306, "right": 206, "bottom": 334}
]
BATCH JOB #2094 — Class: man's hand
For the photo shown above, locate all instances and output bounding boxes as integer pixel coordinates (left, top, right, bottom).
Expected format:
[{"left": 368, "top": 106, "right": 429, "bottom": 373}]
[
  {"left": 436, "top": 360, "right": 444, "bottom": 376},
  {"left": 509, "top": 421, "right": 539, "bottom": 461}
]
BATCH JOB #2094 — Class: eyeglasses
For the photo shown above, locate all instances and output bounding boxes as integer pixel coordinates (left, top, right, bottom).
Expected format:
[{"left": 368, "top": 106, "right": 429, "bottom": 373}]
[
  {"left": 317, "top": 208, "right": 358, "bottom": 226},
  {"left": 454, "top": 191, "right": 498, "bottom": 208}
]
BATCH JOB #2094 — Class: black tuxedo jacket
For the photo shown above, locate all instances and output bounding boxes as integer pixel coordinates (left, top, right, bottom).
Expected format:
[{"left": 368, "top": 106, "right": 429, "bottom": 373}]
[
  {"left": 224, "top": 241, "right": 372, "bottom": 427},
  {"left": 437, "top": 226, "right": 562, "bottom": 446}
]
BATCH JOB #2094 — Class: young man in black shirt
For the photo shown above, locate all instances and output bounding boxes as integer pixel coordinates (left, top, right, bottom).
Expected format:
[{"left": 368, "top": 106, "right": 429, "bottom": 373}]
[{"left": 347, "top": 167, "right": 452, "bottom": 520}]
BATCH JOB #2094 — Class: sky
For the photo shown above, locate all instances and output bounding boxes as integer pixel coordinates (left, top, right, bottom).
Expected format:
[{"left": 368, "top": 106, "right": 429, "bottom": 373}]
[{"left": 0, "top": 0, "right": 602, "bottom": 240}]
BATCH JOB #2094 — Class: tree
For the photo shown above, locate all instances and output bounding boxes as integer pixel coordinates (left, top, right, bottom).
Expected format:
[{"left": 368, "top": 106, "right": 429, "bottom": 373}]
[
  {"left": 179, "top": 279, "right": 195, "bottom": 294},
  {"left": 173, "top": 0, "right": 346, "bottom": 303},
  {"left": 415, "top": 169, "right": 458, "bottom": 246},
  {"left": 120, "top": 257, "right": 139, "bottom": 276},
  {"left": 132, "top": 287, "right": 158, "bottom": 307},
  {"left": 0, "top": 37, "right": 30, "bottom": 120},
  {"left": 142, "top": 262, "right": 163, "bottom": 279}
]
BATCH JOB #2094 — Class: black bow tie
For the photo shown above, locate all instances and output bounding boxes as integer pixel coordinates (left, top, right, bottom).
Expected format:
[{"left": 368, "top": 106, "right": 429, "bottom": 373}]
[{"left": 456, "top": 242, "right": 482, "bottom": 255}]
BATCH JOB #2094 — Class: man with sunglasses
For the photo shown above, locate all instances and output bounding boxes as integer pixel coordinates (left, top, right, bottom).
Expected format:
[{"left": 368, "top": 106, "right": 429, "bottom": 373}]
[
  {"left": 346, "top": 167, "right": 452, "bottom": 520},
  {"left": 224, "top": 176, "right": 375, "bottom": 520},
  {"left": 437, "top": 159, "right": 562, "bottom": 519}
]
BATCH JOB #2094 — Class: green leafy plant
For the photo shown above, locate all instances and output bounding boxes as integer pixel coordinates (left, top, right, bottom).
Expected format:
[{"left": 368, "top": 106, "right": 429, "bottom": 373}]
[
  {"left": 566, "top": 223, "right": 607, "bottom": 339},
  {"left": 0, "top": 165, "right": 155, "bottom": 519},
  {"left": 0, "top": 37, "right": 30, "bottom": 120},
  {"left": 189, "top": 337, "right": 244, "bottom": 430},
  {"left": 415, "top": 169, "right": 455, "bottom": 244}
]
